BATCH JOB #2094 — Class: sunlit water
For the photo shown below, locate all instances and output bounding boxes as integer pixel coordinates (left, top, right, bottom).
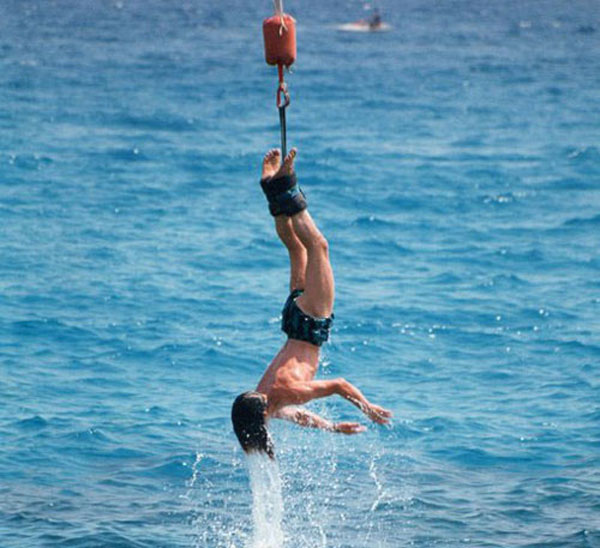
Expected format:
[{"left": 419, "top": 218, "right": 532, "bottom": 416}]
[{"left": 1, "top": 0, "right": 600, "bottom": 546}]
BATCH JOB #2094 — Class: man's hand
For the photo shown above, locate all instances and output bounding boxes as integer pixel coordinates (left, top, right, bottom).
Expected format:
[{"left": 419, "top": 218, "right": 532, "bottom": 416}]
[
  {"left": 329, "top": 378, "right": 393, "bottom": 426},
  {"left": 365, "top": 403, "right": 392, "bottom": 425},
  {"left": 333, "top": 422, "right": 367, "bottom": 434}
]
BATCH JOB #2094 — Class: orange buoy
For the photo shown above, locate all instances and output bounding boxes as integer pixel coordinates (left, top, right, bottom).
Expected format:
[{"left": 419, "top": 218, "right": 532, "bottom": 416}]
[{"left": 263, "top": 14, "right": 297, "bottom": 68}]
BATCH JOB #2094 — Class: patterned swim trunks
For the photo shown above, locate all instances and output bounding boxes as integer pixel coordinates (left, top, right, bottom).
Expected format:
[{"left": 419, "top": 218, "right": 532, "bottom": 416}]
[{"left": 281, "top": 289, "right": 334, "bottom": 347}]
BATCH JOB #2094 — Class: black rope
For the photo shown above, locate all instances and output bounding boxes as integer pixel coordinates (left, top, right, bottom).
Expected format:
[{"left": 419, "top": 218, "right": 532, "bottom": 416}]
[{"left": 278, "top": 104, "right": 287, "bottom": 159}]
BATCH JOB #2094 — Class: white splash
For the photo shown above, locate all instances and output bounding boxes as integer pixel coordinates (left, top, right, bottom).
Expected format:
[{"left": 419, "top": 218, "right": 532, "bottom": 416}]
[{"left": 246, "top": 454, "right": 285, "bottom": 548}]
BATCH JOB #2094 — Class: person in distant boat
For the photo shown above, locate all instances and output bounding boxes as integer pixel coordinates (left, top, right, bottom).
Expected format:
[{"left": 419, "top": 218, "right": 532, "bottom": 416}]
[
  {"left": 231, "top": 148, "right": 392, "bottom": 459},
  {"left": 368, "top": 8, "right": 382, "bottom": 30}
]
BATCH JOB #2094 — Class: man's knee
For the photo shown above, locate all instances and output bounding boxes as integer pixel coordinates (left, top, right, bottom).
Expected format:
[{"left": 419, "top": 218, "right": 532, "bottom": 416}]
[{"left": 308, "top": 234, "right": 328, "bottom": 255}]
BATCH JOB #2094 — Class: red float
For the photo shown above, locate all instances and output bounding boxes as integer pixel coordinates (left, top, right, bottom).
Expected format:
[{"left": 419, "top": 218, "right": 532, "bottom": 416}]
[{"left": 263, "top": 14, "right": 297, "bottom": 68}]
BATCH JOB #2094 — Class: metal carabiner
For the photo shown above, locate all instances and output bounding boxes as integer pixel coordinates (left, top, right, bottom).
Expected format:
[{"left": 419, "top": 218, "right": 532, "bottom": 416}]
[{"left": 277, "top": 81, "right": 290, "bottom": 109}]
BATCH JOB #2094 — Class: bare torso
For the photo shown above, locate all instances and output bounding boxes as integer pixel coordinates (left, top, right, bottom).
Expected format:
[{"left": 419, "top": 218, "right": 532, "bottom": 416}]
[{"left": 256, "top": 340, "right": 320, "bottom": 414}]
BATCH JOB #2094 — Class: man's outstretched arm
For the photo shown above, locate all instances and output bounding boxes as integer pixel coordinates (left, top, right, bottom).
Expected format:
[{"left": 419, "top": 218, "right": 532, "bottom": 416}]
[
  {"left": 280, "top": 378, "right": 392, "bottom": 425},
  {"left": 272, "top": 406, "right": 366, "bottom": 434}
]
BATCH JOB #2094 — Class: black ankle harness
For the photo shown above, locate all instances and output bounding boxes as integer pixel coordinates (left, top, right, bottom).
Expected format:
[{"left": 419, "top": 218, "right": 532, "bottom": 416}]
[{"left": 260, "top": 172, "right": 307, "bottom": 217}]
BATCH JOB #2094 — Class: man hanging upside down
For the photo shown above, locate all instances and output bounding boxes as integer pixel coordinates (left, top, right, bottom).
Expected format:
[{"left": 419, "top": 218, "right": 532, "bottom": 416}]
[{"left": 231, "top": 148, "right": 392, "bottom": 459}]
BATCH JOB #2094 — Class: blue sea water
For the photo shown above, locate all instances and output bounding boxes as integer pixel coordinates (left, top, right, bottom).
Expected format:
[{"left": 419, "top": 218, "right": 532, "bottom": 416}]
[{"left": 1, "top": 0, "right": 600, "bottom": 546}]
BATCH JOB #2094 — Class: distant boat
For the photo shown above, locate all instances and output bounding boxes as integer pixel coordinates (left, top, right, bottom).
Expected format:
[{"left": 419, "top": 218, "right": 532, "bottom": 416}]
[
  {"left": 337, "top": 10, "right": 391, "bottom": 33},
  {"left": 337, "top": 20, "right": 391, "bottom": 32}
]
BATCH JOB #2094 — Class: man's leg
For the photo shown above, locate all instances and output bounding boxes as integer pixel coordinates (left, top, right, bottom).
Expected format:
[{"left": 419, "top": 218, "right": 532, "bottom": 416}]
[
  {"left": 269, "top": 149, "right": 334, "bottom": 318},
  {"left": 291, "top": 209, "right": 334, "bottom": 319},
  {"left": 276, "top": 216, "right": 307, "bottom": 292},
  {"left": 262, "top": 150, "right": 307, "bottom": 292}
]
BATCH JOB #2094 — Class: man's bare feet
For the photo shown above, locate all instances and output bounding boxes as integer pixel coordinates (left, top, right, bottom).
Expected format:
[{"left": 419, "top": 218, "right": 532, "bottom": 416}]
[
  {"left": 261, "top": 149, "right": 281, "bottom": 180},
  {"left": 273, "top": 148, "right": 296, "bottom": 179}
]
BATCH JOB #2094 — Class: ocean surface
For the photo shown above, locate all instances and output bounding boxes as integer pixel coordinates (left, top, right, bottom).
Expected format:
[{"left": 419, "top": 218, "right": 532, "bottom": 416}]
[{"left": 1, "top": 0, "right": 599, "bottom": 546}]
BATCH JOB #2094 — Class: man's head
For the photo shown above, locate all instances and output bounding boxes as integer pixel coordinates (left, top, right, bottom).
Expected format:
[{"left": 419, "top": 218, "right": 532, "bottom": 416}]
[{"left": 231, "top": 391, "right": 274, "bottom": 459}]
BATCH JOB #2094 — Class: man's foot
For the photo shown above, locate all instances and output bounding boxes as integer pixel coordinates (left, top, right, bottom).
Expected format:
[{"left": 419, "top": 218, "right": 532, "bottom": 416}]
[
  {"left": 273, "top": 148, "right": 296, "bottom": 179},
  {"left": 261, "top": 149, "right": 281, "bottom": 180}
]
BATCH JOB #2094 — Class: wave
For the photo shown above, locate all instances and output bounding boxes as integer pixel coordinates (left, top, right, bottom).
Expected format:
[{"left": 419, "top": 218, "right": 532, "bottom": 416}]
[
  {"left": 10, "top": 319, "right": 99, "bottom": 344},
  {"left": 522, "top": 528, "right": 600, "bottom": 548},
  {"left": 565, "top": 146, "right": 600, "bottom": 163},
  {"left": 432, "top": 445, "right": 537, "bottom": 467},
  {"left": 563, "top": 214, "right": 600, "bottom": 227},
  {"left": 13, "top": 415, "right": 48, "bottom": 430},
  {"left": 42, "top": 531, "right": 150, "bottom": 547},
  {"left": 542, "top": 177, "right": 596, "bottom": 191},
  {"left": 110, "top": 112, "right": 196, "bottom": 133}
]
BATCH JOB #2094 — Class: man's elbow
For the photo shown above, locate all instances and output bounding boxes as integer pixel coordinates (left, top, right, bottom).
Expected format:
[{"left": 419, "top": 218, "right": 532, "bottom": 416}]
[{"left": 334, "top": 377, "right": 349, "bottom": 396}]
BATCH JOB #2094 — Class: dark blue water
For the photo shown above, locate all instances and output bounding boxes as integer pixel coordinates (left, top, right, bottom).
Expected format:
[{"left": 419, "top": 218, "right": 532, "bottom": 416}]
[{"left": 1, "top": 0, "right": 599, "bottom": 546}]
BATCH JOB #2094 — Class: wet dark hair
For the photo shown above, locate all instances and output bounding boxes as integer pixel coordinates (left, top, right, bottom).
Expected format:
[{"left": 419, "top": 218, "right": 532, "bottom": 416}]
[{"left": 231, "top": 391, "right": 274, "bottom": 459}]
